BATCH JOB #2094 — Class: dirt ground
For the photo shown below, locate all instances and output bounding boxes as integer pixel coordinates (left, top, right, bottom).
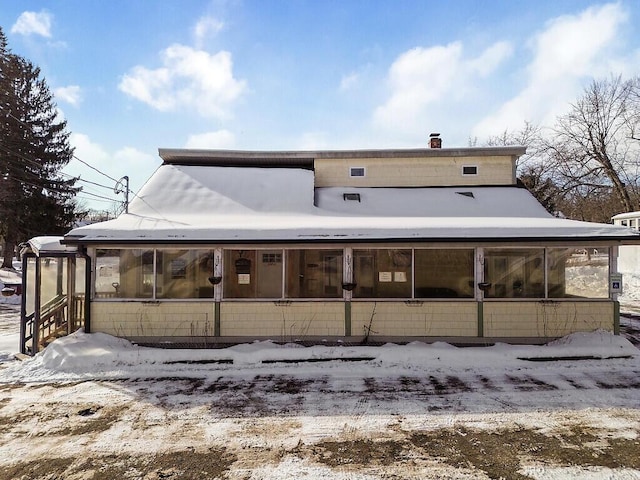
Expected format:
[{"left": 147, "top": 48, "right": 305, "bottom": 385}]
[{"left": 1, "top": 372, "right": 639, "bottom": 480}]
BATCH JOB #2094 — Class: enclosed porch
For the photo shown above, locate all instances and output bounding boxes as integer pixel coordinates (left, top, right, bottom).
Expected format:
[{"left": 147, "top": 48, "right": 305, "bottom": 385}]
[{"left": 20, "top": 238, "right": 89, "bottom": 355}]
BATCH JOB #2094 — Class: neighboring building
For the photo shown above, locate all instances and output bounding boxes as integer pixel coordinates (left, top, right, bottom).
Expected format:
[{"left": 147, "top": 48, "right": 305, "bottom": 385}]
[
  {"left": 612, "top": 211, "right": 640, "bottom": 286},
  {"left": 19, "top": 140, "right": 640, "bottom": 354}
]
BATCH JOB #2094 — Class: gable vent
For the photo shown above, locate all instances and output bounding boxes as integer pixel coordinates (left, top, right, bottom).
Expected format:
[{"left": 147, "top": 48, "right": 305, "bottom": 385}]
[
  {"left": 456, "top": 191, "right": 475, "bottom": 198},
  {"left": 462, "top": 165, "right": 478, "bottom": 176}
]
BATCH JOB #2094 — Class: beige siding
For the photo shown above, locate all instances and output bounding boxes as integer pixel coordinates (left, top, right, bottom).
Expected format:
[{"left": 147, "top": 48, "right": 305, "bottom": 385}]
[
  {"left": 91, "top": 302, "right": 214, "bottom": 337},
  {"left": 351, "top": 302, "right": 477, "bottom": 337},
  {"left": 220, "top": 302, "right": 344, "bottom": 337},
  {"left": 314, "top": 156, "right": 515, "bottom": 187},
  {"left": 483, "top": 301, "right": 614, "bottom": 337}
]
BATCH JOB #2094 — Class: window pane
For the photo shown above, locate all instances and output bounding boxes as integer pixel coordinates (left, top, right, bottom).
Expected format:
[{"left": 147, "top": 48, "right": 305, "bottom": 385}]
[
  {"left": 484, "top": 249, "right": 544, "bottom": 298},
  {"left": 95, "top": 249, "right": 153, "bottom": 299},
  {"left": 223, "top": 250, "right": 283, "bottom": 299},
  {"left": 415, "top": 249, "right": 474, "bottom": 298},
  {"left": 548, "top": 247, "right": 609, "bottom": 298},
  {"left": 41, "top": 257, "right": 67, "bottom": 307},
  {"left": 157, "top": 249, "right": 215, "bottom": 299},
  {"left": 353, "top": 249, "right": 412, "bottom": 298},
  {"left": 286, "top": 249, "right": 343, "bottom": 298},
  {"left": 24, "top": 257, "right": 36, "bottom": 316}
]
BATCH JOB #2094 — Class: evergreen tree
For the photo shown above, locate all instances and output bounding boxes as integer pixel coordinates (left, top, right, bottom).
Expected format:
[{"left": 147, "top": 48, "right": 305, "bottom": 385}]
[{"left": 0, "top": 27, "right": 79, "bottom": 268}]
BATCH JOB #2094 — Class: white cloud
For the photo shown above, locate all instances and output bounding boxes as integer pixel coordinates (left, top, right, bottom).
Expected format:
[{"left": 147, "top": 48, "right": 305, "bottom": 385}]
[
  {"left": 340, "top": 72, "right": 360, "bottom": 91},
  {"left": 193, "top": 16, "right": 225, "bottom": 47},
  {"left": 54, "top": 86, "right": 82, "bottom": 106},
  {"left": 11, "top": 10, "right": 52, "bottom": 38},
  {"left": 119, "top": 44, "right": 246, "bottom": 118},
  {"left": 184, "top": 130, "right": 236, "bottom": 149},
  {"left": 70, "top": 133, "right": 109, "bottom": 167},
  {"left": 67, "top": 133, "right": 157, "bottom": 209},
  {"left": 468, "top": 41, "right": 513, "bottom": 77},
  {"left": 373, "top": 41, "right": 512, "bottom": 135},
  {"left": 473, "top": 3, "right": 630, "bottom": 139},
  {"left": 296, "top": 132, "right": 329, "bottom": 150}
]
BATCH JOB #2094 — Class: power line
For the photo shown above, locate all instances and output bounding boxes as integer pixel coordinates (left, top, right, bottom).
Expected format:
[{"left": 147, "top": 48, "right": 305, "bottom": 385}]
[
  {"left": 75, "top": 176, "right": 118, "bottom": 191},
  {"left": 77, "top": 190, "right": 121, "bottom": 202},
  {"left": 0, "top": 143, "right": 122, "bottom": 201},
  {"left": 75, "top": 195, "right": 118, "bottom": 205},
  {"left": 1, "top": 106, "right": 124, "bottom": 188},
  {"left": 72, "top": 154, "right": 120, "bottom": 184}
]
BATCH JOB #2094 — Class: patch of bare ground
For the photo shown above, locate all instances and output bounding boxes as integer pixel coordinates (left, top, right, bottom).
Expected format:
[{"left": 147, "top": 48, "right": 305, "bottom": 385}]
[
  {"left": 3, "top": 448, "right": 236, "bottom": 480},
  {"left": 0, "top": 403, "right": 125, "bottom": 438},
  {"left": 407, "top": 426, "right": 640, "bottom": 479},
  {"left": 307, "top": 439, "right": 408, "bottom": 468},
  {"left": 53, "top": 405, "right": 126, "bottom": 436}
]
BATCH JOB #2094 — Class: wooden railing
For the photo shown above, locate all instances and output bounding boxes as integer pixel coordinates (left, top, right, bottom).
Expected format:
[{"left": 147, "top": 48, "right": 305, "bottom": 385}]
[{"left": 22, "top": 294, "right": 86, "bottom": 355}]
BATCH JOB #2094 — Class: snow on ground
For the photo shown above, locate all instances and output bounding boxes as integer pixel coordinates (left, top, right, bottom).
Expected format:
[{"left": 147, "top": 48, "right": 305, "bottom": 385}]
[
  {"left": 0, "top": 265, "right": 21, "bottom": 307},
  {"left": 0, "top": 326, "right": 638, "bottom": 384},
  {"left": 0, "top": 304, "right": 20, "bottom": 362}
]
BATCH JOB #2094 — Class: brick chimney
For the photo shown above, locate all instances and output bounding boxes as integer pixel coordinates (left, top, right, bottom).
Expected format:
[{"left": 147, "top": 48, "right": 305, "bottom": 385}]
[{"left": 429, "top": 133, "right": 442, "bottom": 148}]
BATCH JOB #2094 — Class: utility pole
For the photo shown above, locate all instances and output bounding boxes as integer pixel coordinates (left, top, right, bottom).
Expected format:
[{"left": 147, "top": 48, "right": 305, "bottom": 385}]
[{"left": 114, "top": 176, "right": 130, "bottom": 213}]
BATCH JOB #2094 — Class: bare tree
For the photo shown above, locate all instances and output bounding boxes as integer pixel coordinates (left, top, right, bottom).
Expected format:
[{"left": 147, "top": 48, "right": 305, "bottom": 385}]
[
  {"left": 625, "top": 76, "right": 640, "bottom": 142},
  {"left": 483, "top": 122, "right": 564, "bottom": 215},
  {"left": 550, "top": 76, "right": 640, "bottom": 214}
]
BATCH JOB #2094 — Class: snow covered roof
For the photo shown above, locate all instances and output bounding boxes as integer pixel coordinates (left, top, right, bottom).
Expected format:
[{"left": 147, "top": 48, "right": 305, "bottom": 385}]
[
  {"left": 611, "top": 211, "right": 640, "bottom": 220},
  {"left": 26, "top": 236, "right": 77, "bottom": 255},
  {"left": 315, "top": 186, "right": 550, "bottom": 217},
  {"left": 64, "top": 164, "right": 640, "bottom": 245}
]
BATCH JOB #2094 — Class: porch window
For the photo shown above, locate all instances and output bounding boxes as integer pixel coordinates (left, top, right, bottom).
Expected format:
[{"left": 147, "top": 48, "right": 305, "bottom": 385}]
[
  {"left": 40, "top": 257, "right": 68, "bottom": 311},
  {"left": 414, "top": 249, "right": 474, "bottom": 298},
  {"left": 24, "top": 257, "right": 36, "bottom": 318},
  {"left": 484, "top": 248, "right": 544, "bottom": 298},
  {"left": 156, "top": 249, "right": 215, "bottom": 299},
  {"left": 547, "top": 247, "right": 609, "bottom": 298},
  {"left": 95, "top": 249, "right": 154, "bottom": 299},
  {"left": 285, "top": 249, "right": 343, "bottom": 298},
  {"left": 223, "top": 249, "right": 283, "bottom": 298},
  {"left": 352, "top": 249, "right": 412, "bottom": 298}
]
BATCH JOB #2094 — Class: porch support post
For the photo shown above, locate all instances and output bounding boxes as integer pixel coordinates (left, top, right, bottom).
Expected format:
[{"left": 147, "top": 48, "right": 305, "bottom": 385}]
[
  {"left": 611, "top": 246, "right": 619, "bottom": 335},
  {"left": 214, "top": 302, "right": 221, "bottom": 337},
  {"left": 345, "top": 302, "right": 351, "bottom": 337},
  {"left": 83, "top": 252, "right": 92, "bottom": 333},
  {"left": 19, "top": 254, "right": 29, "bottom": 355},
  {"left": 344, "top": 247, "right": 353, "bottom": 337},
  {"left": 476, "top": 247, "right": 484, "bottom": 338},
  {"left": 67, "top": 256, "right": 76, "bottom": 335},
  {"left": 214, "top": 248, "right": 223, "bottom": 337},
  {"left": 33, "top": 256, "right": 41, "bottom": 354}
]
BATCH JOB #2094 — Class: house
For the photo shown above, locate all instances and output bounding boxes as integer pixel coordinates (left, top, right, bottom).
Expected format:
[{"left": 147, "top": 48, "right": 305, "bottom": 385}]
[
  {"left": 612, "top": 211, "right": 640, "bottom": 295},
  {"left": 19, "top": 139, "right": 640, "bottom": 354}
]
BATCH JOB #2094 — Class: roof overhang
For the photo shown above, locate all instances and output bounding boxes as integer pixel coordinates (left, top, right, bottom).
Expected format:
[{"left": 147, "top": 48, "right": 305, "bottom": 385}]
[{"left": 158, "top": 146, "right": 527, "bottom": 168}]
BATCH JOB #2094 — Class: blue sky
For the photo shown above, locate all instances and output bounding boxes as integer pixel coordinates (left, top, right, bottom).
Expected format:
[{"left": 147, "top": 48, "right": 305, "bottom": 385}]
[{"left": 1, "top": 1, "right": 639, "bottom": 211}]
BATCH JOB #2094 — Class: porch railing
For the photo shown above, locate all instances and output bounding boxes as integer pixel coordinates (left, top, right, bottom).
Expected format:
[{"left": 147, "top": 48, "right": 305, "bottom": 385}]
[{"left": 22, "top": 294, "right": 85, "bottom": 355}]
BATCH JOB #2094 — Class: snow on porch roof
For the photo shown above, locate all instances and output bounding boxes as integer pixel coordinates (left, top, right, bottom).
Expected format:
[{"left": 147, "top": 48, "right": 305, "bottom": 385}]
[
  {"left": 63, "top": 164, "right": 640, "bottom": 244},
  {"left": 25, "top": 236, "right": 77, "bottom": 255}
]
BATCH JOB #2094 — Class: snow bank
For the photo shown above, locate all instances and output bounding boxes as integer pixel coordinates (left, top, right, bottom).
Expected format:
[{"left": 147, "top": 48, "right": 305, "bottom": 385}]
[
  {"left": 2, "top": 328, "right": 636, "bottom": 384},
  {"left": 0, "top": 267, "right": 21, "bottom": 306}
]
